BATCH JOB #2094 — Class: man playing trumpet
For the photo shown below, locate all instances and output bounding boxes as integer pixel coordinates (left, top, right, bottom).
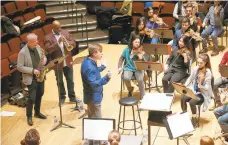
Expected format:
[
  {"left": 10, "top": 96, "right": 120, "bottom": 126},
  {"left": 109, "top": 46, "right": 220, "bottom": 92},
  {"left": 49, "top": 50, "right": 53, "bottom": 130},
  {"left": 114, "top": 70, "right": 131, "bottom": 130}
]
[
  {"left": 17, "top": 33, "right": 47, "bottom": 126},
  {"left": 45, "top": 20, "right": 79, "bottom": 105}
]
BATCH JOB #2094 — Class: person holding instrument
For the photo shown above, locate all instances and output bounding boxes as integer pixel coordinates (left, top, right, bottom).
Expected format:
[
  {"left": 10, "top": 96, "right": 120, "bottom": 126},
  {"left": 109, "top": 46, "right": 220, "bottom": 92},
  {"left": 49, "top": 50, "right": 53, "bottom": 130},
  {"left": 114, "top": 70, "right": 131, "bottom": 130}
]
[
  {"left": 145, "top": 6, "right": 163, "bottom": 44},
  {"left": 200, "top": 0, "right": 224, "bottom": 56},
  {"left": 162, "top": 35, "right": 192, "bottom": 93},
  {"left": 181, "top": 53, "right": 213, "bottom": 126},
  {"left": 118, "top": 34, "right": 145, "bottom": 98}
]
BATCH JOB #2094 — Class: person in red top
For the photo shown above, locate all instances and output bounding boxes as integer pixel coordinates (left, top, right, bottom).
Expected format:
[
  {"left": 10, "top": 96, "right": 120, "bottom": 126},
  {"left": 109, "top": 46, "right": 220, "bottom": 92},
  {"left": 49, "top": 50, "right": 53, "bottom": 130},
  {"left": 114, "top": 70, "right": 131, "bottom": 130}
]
[{"left": 212, "top": 51, "right": 228, "bottom": 108}]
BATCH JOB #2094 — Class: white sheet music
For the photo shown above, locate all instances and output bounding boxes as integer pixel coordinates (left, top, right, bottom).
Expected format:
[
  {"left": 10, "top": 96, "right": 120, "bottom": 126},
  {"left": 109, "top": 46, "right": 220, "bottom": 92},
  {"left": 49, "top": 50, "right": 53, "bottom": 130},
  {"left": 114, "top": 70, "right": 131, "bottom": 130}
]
[
  {"left": 167, "top": 112, "right": 194, "bottom": 139},
  {"left": 140, "top": 93, "right": 174, "bottom": 111},
  {"left": 84, "top": 119, "right": 114, "bottom": 141}
]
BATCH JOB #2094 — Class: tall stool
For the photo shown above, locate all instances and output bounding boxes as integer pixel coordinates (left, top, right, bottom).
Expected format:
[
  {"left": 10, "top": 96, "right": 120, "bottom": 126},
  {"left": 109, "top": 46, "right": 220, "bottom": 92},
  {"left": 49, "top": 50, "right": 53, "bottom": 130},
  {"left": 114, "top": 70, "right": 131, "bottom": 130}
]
[{"left": 118, "top": 97, "right": 142, "bottom": 135}]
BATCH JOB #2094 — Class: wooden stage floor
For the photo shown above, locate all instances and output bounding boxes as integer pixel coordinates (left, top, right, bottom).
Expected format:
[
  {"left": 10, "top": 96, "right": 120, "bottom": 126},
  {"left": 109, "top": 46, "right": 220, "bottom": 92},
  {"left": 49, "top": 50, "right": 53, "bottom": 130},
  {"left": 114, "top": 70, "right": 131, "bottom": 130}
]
[{"left": 1, "top": 43, "right": 228, "bottom": 145}]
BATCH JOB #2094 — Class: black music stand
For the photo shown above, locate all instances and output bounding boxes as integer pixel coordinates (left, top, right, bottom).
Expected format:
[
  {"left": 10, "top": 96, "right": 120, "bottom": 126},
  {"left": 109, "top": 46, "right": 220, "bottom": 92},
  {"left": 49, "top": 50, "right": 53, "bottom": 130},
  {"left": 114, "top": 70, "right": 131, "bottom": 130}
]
[
  {"left": 134, "top": 61, "right": 164, "bottom": 92},
  {"left": 153, "top": 28, "right": 174, "bottom": 44},
  {"left": 219, "top": 64, "right": 228, "bottom": 78},
  {"left": 50, "top": 56, "right": 75, "bottom": 132}
]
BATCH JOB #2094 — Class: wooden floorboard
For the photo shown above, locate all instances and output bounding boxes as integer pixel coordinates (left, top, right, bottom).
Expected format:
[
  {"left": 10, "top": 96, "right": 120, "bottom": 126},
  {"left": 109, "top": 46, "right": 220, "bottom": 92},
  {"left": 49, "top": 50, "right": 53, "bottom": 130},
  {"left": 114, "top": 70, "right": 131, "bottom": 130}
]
[{"left": 1, "top": 42, "right": 228, "bottom": 145}]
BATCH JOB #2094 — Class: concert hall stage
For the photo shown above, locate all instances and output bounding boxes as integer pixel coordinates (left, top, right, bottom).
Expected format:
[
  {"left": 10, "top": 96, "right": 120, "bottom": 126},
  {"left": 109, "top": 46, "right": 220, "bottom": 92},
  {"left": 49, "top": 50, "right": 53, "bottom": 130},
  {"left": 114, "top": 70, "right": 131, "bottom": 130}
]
[{"left": 1, "top": 44, "right": 227, "bottom": 145}]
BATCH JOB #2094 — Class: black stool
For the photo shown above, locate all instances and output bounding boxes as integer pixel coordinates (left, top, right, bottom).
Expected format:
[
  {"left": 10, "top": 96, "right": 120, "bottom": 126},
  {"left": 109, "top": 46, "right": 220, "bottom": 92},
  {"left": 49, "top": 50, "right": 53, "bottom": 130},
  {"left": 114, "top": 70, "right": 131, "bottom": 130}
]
[{"left": 118, "top": 96, "right": 142, "bottom": 135}]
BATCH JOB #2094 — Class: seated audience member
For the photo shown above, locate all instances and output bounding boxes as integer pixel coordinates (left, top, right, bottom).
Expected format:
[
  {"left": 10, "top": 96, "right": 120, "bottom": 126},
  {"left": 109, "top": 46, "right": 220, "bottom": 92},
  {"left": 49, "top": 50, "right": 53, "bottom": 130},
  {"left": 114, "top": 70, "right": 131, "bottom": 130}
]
[
  {"left": 172, "top": 17, "right": 191, "bottom": 50},
  {"left": 20, "top": 129, "right": 40, "bottom": 145},
  {"left": 108, "top": 130, "right": 121, "bottom": 145},
  {"left": 200, "top": 136, "right": 215, "bottom": 145},
  {"left": 210, "top": 51, "right": 228, "bottom": 110},
  {"left": 162, "top": 35, "right": 192, "bottom": 93},
  {"left": 181, "top": 53, "right": 213, "bottom": 125},
  {"left": 200, "top": 0, "right": 224, "bottom": 56}
]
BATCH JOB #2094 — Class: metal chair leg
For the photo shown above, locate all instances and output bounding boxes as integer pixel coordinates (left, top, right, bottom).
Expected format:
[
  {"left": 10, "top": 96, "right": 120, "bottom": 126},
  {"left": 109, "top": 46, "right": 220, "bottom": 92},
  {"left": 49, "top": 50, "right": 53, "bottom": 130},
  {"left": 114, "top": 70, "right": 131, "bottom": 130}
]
[
  {"left": 123, "top": 106, "right": 126, "bottom": 132},
  {"left": 137, "top": 105, "right": 143, "bottom": 130},
  {"left": 118, "top": 105, "right": 122, "bottom": 132},
  {"left": 132, "top": 106, "right": 137, "bottom": 135}
]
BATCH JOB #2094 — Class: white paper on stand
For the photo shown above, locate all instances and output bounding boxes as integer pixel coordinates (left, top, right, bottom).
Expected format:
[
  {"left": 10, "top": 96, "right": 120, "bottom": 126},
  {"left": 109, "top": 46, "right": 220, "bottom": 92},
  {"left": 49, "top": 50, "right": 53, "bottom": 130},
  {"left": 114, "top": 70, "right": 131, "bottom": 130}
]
[{"left": 0, "top": 111, "right": 16, "bottom": 116}]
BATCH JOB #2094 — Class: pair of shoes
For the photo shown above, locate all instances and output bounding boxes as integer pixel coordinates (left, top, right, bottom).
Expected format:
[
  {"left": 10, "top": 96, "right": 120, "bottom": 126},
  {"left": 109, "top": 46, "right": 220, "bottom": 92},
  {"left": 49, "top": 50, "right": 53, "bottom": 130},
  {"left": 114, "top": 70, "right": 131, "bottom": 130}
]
[
  {"left": 128, "top": 87, "right": 134, "bottom": 97},
  {"left": 211, "top": 50, "right": 219, "bottom": 56},
  {"left": 69, "top": 97, "right": 77, "bottom": 103},
  {"left": 60, "top": 98, "right": 65, "bottom": 105},
  {"left": 34, "top": 112, "right": 47, "bottom": 119},
  {"left": 199, "top": 48, "right": 208, "bottom": 54},
  {"left": 27, "top": 117, "right": 33, "bottom": 126}
]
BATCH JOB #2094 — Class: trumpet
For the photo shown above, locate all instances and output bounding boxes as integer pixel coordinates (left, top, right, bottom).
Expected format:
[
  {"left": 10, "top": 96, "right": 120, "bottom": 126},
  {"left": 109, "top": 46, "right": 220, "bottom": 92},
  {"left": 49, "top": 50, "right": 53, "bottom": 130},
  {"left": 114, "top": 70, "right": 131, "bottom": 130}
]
[{"left": 60, "top": 34, "right": 73, "bottom": 51}]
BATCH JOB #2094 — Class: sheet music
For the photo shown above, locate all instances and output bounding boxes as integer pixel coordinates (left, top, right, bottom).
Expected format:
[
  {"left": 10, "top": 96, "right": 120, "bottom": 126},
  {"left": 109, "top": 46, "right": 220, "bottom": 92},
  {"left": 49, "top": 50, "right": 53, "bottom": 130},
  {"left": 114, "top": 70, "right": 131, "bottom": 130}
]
[
  {"left": 167, "top": 112, "right": 194, "bottom": 139},
  {"left": 84, "top": 119, "right": 114, "bottom": 141},
  {"left": 120, "top": 135, "right": 143, "bottom": 145},
  {"left": 140, "top": 93, "right": 174, "bottom": 111}
]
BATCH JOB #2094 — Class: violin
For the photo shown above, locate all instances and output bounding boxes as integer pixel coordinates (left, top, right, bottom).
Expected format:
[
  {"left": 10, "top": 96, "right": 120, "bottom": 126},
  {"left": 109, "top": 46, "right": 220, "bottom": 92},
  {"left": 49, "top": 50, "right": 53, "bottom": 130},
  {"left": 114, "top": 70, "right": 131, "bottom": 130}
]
[
  {"left": 178, "top": 47, "right": 191, "bottom": 60},
  {"left": 131, "top": 45, "right": 145, "bottom": 60},
  {"left": 197, "top": 70, "right": 206, "bottom": 85},
  {"left": 149, "top": 14, "right": 165, "bottom": 26},
  {"left": 184, "top": 28, "right": 203, "bottom": 41}
]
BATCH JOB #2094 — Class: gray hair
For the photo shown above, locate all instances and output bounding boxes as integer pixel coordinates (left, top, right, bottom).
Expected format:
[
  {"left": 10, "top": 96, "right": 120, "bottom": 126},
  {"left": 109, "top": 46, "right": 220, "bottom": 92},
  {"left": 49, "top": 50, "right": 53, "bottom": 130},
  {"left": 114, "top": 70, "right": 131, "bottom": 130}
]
[{"left": 26, "top": 33, "right": 38, "bottom": 41}]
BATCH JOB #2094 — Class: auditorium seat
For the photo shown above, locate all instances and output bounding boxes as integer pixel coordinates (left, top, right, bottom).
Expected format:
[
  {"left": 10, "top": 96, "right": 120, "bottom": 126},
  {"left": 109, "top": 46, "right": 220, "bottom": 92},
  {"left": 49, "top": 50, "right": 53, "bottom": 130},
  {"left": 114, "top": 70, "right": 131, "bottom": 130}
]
[
  {"left": 20, "top": 32, "right": 29, "bottom": 43},
  {"left": 132, "top": 2, "right": 145, "bottom": 15},
  {"left": 115, "top": 2, "right": 123, "bottom": 10},
  {"left": 42, "top": 24, "right": 53, "bottom": 34},
  {"left": 160, "top": 2, "right": 175, "bottom": 15},
  {"left": 26, "top": 1, "right": 38, "bottom": 7},
  {"left": 159, "top": 15, "right": 175, "bottom": 29},
  {"left": 32, "top": 28, "right": 45, "bottom": 50},
  {"left": 101, "top": 2, "right": 115, "bottom": 7},
  {"left": 34, "top": 8, "right": 47, "bottom": 21},
  {"left": 132, "top": 13, "right": 143, "bottom": 27},
  {"left": 1, "top": 59, "right": 12, "bottom": 78},
  {"left": 1, "top": 43, "right": 13, "bottom": 59},
  {"left": 7, "top": 37, "right": 22, "bottom": 53},
  {"left": 8, "top": 53, "right": 19, "bottom": 64},
  {"left": 23, "top": 12, "right": 36, "bottom": 22},
  {"left": 15, "top": 1, "right": 28, "bottom": 11},
  {"left": 4, "top": 2, "right": 17, "bottom": 14},
  {"left": 1, "top": 6, "right": 6, "bottom": 16}
]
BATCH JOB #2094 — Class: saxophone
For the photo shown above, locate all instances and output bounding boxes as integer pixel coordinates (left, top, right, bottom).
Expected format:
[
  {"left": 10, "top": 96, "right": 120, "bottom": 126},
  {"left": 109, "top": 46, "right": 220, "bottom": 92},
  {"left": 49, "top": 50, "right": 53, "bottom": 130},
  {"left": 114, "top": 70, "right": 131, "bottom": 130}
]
[{"left": 36, "top": 48, "right": 48, "bottom": 82}]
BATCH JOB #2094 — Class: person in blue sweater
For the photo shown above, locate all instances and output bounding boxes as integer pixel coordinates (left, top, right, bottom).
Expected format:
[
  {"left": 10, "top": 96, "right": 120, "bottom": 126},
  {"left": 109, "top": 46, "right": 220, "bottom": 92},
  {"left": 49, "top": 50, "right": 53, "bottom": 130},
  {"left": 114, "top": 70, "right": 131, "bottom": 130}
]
[{"left": 81, "top": 44, "right": 111, "bottom": 118}]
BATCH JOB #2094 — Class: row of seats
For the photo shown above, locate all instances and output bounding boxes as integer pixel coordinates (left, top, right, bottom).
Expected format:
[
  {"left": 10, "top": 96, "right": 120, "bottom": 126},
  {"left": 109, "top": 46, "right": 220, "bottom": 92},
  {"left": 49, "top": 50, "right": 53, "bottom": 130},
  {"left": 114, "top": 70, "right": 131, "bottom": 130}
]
[
  {"left": 5, "top": 4, "right": 48, "bottom": 29},
  {"left": 1, "top": 0, "right": 38, "bottom": 15}
]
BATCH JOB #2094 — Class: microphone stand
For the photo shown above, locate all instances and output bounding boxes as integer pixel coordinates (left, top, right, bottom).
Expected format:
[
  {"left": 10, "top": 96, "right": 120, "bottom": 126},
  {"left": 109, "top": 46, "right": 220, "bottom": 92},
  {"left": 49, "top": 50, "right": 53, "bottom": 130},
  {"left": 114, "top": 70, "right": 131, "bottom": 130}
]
[{"left": 50, "top": 58, "right": 75, "bottom": 132}]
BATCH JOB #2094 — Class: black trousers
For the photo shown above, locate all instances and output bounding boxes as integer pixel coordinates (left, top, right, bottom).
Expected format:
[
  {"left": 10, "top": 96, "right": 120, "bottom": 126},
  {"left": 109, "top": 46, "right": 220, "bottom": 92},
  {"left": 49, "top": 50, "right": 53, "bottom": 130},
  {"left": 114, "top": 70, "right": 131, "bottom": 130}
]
[
  {"left": 162, "top": 69, "right": 189, "bottom": 93},
  {"left": 181, "top": 93, "right": 204, "bottom": 114},
  {"left": 26, "top": 79, "right": 44, "bottom": 117}
]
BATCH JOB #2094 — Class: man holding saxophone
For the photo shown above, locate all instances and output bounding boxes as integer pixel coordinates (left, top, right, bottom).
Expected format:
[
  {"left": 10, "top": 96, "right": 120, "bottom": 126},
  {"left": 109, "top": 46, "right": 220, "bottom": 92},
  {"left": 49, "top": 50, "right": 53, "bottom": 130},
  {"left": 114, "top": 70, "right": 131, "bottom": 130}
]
[
  {"left": 17, "top": 33, "right": 47, "bottom": 126},
  {"left": 45, "top": 20, "right": 79, "bottom": 105}
]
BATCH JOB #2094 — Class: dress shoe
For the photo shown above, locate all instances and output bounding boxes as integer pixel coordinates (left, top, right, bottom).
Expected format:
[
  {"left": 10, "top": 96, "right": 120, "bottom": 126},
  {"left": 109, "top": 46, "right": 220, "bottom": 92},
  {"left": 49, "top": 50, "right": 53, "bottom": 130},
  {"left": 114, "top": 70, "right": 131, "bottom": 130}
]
[
  {"left": 34, "top": 112, "right": 47, "bottom": 119},
  {"left": 60, "top": 98, "right": 65, "bottom": 105},
  {"left": 211, "top": 50, "right": 219, "bottom": 56},
  {"left": 199, "top": 48, "right": 208, "bottom": 54},
  {"left": 69, "top": 97, "right": 78, "bottom": 103},
  {"left": 27, "top": 117, "right": 33, "bottom": 126}
]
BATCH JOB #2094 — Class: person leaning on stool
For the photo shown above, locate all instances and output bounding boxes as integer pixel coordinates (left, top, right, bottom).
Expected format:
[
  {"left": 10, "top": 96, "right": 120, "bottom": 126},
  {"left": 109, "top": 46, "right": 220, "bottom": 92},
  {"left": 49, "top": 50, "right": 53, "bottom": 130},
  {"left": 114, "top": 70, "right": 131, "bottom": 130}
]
[
  {"left": 81, "top": 44, "right": 111, "bottom": 118},
  {"left": 17, "top": 33, "right": 47, "bottom": 126}
]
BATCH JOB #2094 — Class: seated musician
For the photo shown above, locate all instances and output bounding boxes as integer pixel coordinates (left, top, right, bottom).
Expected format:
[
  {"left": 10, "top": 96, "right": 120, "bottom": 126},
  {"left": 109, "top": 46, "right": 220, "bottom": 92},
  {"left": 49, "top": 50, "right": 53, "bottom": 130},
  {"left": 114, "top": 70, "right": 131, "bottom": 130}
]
[
  {"left": 162, "top": 35, "right": 192, "bottom": 93},
  {"left": 200, "top": 0, "right": 224, "bottom": 56},
  {"left": 173, "top": 0, "right": 187, "bottom": 30},
  {"left": 210, "top": 51, "right": 228, "bottom": 110},
  {"left": 172, "top": 17, "right": 191, "bottom": 50},
  {"left": 129, "top": 17, "right": 149, "bottom": 44},
  {"left": 185, "top": 2, "right": 200, "bottom": 32},
  {"left": 181, "top": 53, "right": 213, "bottom": 125},
  {"left": 145, "top": 6, "right": 161, "bottom": 44},
  {"left": 118, "top": 34, "right": 145, "bottom": 98}
]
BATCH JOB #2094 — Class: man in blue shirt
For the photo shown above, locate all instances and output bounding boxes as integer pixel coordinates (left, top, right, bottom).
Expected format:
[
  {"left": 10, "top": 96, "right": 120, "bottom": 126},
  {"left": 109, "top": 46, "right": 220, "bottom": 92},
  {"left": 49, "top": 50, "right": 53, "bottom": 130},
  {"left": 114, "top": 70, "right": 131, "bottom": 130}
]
[{"left": 81, "top": 44, "right": 111, "bottom": 118}]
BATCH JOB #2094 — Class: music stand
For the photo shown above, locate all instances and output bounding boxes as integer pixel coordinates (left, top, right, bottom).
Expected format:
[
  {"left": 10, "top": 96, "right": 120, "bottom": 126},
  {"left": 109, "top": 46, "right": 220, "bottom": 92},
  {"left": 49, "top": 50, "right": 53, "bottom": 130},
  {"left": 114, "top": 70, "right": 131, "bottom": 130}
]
[
  {"left": 219, "top": 64, "right": 228, "bottom": 78},
  {"left": 163, "top": 112, "right": 194, "bottom": 145},
  {"left": 50, "top": 55, "right": 75, "bottom": 132},
  {"left": 153, "top": 28, "right": 174, "bottom": 44},
  {"left": 172, "top": 82, "right": 198, "bottom": 100},
  {"left": 134, "top": 61, "right": 164, "bottom": 92}
]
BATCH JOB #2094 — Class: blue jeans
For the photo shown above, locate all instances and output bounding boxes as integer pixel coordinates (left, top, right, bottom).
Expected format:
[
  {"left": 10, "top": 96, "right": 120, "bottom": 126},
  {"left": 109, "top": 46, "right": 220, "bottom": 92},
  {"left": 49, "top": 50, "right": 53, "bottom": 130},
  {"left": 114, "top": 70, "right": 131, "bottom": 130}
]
[
  {"left": 150, "top": 37, "right": 159, "bottom": 44},
  {"left": 214, "top": 105, "right": 228, "bottom": 133},
  {"left": 213, "top": 77, "right": 228, "bottom": 103},
  {"left": 201, "top": 25, "right": 224, "bottom": 51}
]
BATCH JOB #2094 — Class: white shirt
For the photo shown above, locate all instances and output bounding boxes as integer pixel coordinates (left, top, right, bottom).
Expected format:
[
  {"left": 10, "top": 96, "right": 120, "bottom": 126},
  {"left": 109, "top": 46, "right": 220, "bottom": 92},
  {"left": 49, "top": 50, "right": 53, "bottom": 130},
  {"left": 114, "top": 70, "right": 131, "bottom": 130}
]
[
  {"left": 173, "top": 3, "right": 186, "bottom": 19},
  {"left": 52, "top": 30, "right": 66, "bottom": 67}
]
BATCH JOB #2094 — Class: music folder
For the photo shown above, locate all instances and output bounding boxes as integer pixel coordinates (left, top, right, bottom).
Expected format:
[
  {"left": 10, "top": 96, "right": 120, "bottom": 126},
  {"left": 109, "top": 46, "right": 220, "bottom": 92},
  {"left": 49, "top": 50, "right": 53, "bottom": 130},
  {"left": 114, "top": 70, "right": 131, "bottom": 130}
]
[
  {"left": 83, "top": 118, "right": 115, "bottom": 141},
  {"left": 143, "top": 43, "right": 171, "bottom": 55},
  {"left": 172, "top": 82, "right": 199, "bottom": 100},
  {"left": 134, "top": 61, "right": 164, "bottom": 72},
  {"left": 163, "top": 112, "right": 194, "bottom": 139},
  {"left": 153, "top": 28, "right": 174, "bottom": 39}
]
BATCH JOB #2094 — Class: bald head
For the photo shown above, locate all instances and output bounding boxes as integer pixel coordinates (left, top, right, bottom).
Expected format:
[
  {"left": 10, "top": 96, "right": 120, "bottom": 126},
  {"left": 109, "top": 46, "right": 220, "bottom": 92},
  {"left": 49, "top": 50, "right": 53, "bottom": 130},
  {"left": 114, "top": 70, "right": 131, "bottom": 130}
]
[{"left": 52, "top": 20, "right": 61, "bottom": 34}]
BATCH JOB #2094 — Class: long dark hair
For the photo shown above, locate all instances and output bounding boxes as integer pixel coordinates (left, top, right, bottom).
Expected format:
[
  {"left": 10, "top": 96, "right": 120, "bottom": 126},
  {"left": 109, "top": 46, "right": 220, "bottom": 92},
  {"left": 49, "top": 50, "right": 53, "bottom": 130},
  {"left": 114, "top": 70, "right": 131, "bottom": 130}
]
[
  {"left": 129, "top": 33, "right": 141, "bottom": 50},
  {"left": 178, "top": 35, "right": 192, "bottom": 50},
  {"left": 135, "top": 17, "right": 146, "bottom": 34}
]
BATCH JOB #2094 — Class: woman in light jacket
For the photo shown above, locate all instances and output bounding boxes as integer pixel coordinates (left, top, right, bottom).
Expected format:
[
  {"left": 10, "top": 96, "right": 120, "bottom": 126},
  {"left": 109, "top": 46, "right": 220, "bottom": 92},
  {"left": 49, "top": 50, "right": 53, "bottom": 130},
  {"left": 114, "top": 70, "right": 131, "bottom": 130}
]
[{"left": 181, "top": 53, "right": 214, "bottom": 122}]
